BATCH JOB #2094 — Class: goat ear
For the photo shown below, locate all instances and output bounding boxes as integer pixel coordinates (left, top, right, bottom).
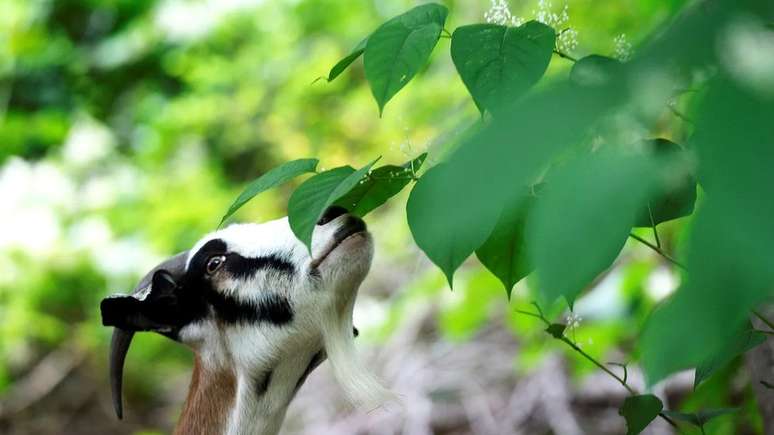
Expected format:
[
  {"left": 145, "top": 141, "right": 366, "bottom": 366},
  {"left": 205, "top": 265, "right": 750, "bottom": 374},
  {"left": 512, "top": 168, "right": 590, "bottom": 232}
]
[{"left": 151, "top": 269, "right": 177, "bottom": 294}]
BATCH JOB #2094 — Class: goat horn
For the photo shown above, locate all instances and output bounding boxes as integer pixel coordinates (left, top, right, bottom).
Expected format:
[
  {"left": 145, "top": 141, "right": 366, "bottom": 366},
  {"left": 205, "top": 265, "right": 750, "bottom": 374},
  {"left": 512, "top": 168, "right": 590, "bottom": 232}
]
[{"left": 109, "top": 328, "right": 134, "bottom": 419}]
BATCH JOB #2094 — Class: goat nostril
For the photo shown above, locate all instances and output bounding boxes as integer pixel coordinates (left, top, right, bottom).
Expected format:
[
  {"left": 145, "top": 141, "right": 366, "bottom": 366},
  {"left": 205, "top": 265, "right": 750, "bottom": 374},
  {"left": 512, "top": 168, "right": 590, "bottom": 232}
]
[{"left": 317, "top": 206, "right": 348, "bottom": 225}]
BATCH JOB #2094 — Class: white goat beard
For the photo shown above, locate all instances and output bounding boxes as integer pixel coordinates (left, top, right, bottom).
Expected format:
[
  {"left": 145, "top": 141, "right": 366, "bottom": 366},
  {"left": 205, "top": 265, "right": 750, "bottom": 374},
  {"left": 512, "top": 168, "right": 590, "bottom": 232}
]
[{"left": 320, "top": 294, "right": 395, "bottom": 410}]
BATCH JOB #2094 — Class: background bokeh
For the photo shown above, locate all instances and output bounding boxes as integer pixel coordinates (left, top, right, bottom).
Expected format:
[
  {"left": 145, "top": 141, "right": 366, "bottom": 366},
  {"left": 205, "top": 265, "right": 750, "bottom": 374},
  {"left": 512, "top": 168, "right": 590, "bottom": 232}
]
[{"left": 0, "top": 0, "right": 763, "bottom": 434}]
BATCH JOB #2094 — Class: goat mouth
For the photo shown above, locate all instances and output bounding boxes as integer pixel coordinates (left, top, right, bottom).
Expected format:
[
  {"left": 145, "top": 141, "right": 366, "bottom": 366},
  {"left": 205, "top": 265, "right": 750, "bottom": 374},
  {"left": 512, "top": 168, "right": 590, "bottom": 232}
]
[{"left": 310, "top": 217, "right": 368, "bottom": 268}]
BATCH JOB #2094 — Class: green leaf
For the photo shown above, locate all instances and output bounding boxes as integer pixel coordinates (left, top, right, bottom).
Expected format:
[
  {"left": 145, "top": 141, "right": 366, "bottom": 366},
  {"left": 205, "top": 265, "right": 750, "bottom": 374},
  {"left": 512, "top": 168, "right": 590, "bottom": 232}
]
[
  {"left": 619, "top": 395, "right": 663, "bottom": 435},
  {"left": 288, "top": 158, "right": 378, "bottom": 249},
  {"left": 335, "top": 153, "right": 426, "bottom": 217},
  {"left": 327, "top": 37, "right": 368, "bottom": 82},
  {"left": 364, "top": 3, "right": 448, "bottom": 115},
  {"left": 662, "top": 410, "right": 701, "bottom": 426},
  {"left": 528, "top": 152, "right": 657, "bottom": 305},
  {"left": 220, "top": 158, "right": 319, "bottom": 227},
  {"left": 695, "top": 408, "right": 739, "bottom": 425},
  {"left": 634, "top": 139, "right": 697, "bottom": 227},
  {"left": 694, "top": 327, "right": 765, "bottom": 388},
  {"left": 475, "top": 196, "right": 532, "bottom": 297},
  {"left": 545, "top": 323, "right": 566, "bottom": 338},
  {"left": 451, "top": 21, "right": 556, "bottom": 113},
  {"left": 570, "top": 55, "right": 622, "bottom": 87},
  {"left": 407, "top": 164, "right": 501, "bottom": 288},
  {"left": 641, "top": 78, "right": 774, "bottom": 385},
  {"left": 663, "top": 408, "right": 738, "bottom": 427}
]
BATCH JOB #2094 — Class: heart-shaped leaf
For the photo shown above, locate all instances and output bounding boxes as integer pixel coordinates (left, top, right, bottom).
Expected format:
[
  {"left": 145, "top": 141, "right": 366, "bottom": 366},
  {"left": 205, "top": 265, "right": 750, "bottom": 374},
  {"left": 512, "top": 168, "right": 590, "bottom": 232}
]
[
  {"left": 407, "top": 164, "right": 501, "bottom": 287},
  {"left": 327, "top": 37, "right": 368, "bottom": 82},
  {"left": 620, "top": 394, "right": 663, "bottom": 435},
  {"left": 335, "top": 153, "right": 426, "bottom": 217},
  {"left": 288, "top": 158, "right": 378, "bottom": 249},
  {"left": 451, "top": 21, "right": 555, "bottom": 113},
  {"left": 364, "top": 3, "right": 448, "bottom": 115},
  {"left": 528, "top": 152, "right": 657, "bottom": 305},
  {"left": 220, "top": 158, "right": 319, "bottom": 227},
  {"left": 475, "top": 196, "right": 533, "bottom": 297}
]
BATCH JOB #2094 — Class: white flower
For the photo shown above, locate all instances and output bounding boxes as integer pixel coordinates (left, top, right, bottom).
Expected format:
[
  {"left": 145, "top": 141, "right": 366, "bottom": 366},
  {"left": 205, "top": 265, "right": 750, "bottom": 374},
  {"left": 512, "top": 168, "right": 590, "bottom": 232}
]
[
  {"left": 534, "top": 1, "right": 578, "bottom": 54},
  {"left": 566, "top": 312, "right": 583, "bottom": 329},
  {"left": 614, "top": 33, "right": 633, "bottom": 61},
  {"left": 484, "top": 0, "right": 524, "bottom": 27},
  {"left": 484, "top": 0, "right": 578, "bottom": 54},
  {"left": 558, "top": 27, "right": 579, "bottom": 53}
]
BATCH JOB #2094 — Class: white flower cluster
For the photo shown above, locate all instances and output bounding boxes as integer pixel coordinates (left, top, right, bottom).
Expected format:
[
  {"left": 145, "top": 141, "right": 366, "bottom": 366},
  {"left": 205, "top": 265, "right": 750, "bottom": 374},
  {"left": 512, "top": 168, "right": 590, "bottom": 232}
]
[
  {"left": 614, "top": 33, "right": 633, "bottom": 61},
  {"left": 484, "top": 0, "right": 524, "bottom": 26},
  {"left": 534, "top": 0, "right": 578, "bottom": 53},
  {"left": 485, "top": 0, "right": 579, "bottom": 53},
  {"left": 566, "top": 312, "right": 583, "bottom": 329},
  {"left": 534, "top": 0, "right": 566, "bottom": 28},
  {"left": 558, "top": 27, "right": 578, "bottom": 53}
]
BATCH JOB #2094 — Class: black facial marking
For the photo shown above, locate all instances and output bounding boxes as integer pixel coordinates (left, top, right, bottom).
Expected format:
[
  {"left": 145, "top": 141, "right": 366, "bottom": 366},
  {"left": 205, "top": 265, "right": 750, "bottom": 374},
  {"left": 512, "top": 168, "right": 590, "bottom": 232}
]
[
  {"left": 188, "top": 239, "right": 228, "bottom": 274},
  {"left": 255, "top": 370, "right": 273, "bottom": 397},
  {"left": 225, "top": 254, "right": 295, "bottom": 279},
  {"left": 208, "top": 292, "right": 294, "bottom": 325}
]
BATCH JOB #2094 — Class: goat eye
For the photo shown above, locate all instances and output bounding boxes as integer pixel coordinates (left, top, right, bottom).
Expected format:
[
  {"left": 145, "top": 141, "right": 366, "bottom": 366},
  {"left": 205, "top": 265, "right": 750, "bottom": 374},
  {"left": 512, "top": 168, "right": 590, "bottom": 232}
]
[{"left": 206, "top": 255, "right": 226, "bottom": 274}]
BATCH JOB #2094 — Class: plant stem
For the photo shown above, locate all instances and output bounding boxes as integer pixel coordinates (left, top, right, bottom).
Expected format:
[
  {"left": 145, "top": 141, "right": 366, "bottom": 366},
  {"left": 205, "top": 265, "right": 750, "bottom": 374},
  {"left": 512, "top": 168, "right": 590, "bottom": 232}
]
[
  {"left": 668, "top": 104, "right": 694, "bottom": 124},
  {"left": 553, "top": 49, "right": 577, "bottom": 62},
  {"left": 647, "top": 204, "right": 661, "bottom": 249},
  {"left": 518, "top": 305, "right": 680, "bottom": 430},
  {"left": 629, "top": 232, "right": 687, "bottom": 270},
  {"left": 441, "top": 28, "right": 452, "bottom": 38},
  {"left": 515, "top": 309, "right": 548, "bottom": 323},
  {"left": 560, "top": 336, "right": 636, "bottom": 395},
  {"left": 753, "top": 310, "right": 774, "bottom": 332}
]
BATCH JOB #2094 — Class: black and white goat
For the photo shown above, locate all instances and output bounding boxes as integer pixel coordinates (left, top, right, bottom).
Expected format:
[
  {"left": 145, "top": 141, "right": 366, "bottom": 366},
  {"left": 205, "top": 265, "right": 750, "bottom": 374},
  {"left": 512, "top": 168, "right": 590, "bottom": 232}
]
[{"left": 101, "top": 206, "right": 390, "bottom": 434}]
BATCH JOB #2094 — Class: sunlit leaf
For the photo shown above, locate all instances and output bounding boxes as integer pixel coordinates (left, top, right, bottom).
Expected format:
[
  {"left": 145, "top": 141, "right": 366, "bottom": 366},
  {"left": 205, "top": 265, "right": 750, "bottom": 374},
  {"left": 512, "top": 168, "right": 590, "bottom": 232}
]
[
  {"left": 619, "top": 394, "right": 663, "bottom": 435},
  {"left": 475, "top": 196, "right": 532, "bottom": 297},
  {"left": 528, "top": 152, "right": 657, "bottom": 305},
  {"left": 335, "top": 153, "right": 426, "bottom": 217},
  {"left": 364, "top": 3, "right": 448, "bottom": 115},
  {"left": 451, "top": 21, "right": 555, "bottom": 113},
  {"left": 327, "top": 37, "right": 368, "bottom": 82},
  {"left": 220, "top": 158, "right": 319, "bottom": 227},
  {"left": 288, "top": 158, "right": 378, "bottom": 249}
]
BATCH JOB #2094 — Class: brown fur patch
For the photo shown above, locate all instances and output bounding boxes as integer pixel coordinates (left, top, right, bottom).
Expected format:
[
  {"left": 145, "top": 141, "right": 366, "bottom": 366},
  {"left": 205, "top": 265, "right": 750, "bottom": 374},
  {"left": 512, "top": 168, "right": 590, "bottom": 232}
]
[{"left": 174, "top": 357, "right": 236, "bottom": 435}]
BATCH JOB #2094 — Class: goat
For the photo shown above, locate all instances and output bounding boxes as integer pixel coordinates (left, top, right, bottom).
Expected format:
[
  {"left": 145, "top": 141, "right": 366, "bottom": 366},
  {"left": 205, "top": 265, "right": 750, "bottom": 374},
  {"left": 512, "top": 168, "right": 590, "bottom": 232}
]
[{"left": 101, "top": 206, "right": 390, "bottom": 434}]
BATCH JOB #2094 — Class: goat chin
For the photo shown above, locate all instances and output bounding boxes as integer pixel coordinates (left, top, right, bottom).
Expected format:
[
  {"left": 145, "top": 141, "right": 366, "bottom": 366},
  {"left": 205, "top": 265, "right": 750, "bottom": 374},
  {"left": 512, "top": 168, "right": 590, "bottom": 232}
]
[{"left": 321, "top": 294, "right": 396, "bottom": 410}]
